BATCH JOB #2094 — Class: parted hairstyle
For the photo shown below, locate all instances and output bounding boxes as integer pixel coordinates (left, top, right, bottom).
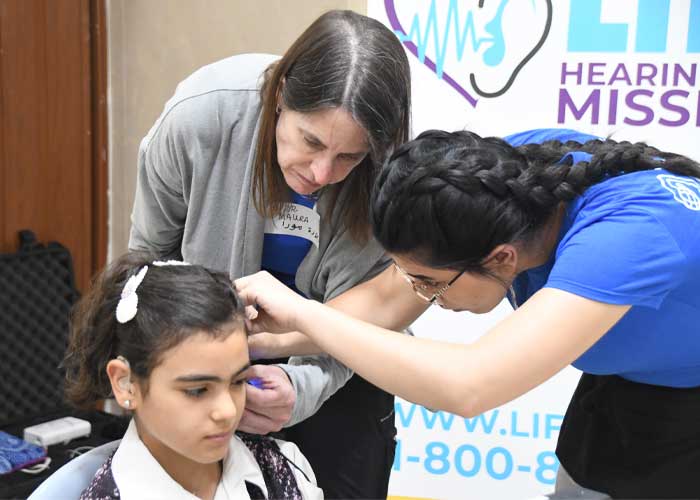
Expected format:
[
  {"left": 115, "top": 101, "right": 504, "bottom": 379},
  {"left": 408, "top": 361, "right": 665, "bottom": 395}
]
[
  {"left": 254, "top": 9, "right": 411, "bottom": 243},
  {"left": 371, "top": 130, "right": 700, "bottom": 274},
  {"left": 63, "top": 252, "right": 246, "bottom": 409}
]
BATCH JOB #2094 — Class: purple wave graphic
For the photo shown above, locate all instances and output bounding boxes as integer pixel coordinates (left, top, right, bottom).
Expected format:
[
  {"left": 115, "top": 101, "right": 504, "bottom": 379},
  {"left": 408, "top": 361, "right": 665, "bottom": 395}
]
[{"left": 384, "top": 0, "right": 479, "bottom": 108}]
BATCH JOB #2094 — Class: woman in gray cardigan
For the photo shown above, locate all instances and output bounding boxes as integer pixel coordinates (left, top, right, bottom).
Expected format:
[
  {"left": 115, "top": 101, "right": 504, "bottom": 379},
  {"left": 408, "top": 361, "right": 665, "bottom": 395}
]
[{"left": 128, "top": 10, "right": 427, "bottom": 500}]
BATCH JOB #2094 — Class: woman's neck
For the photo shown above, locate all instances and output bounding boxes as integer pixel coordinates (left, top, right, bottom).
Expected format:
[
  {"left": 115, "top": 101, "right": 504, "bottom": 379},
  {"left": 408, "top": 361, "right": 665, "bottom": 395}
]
[
  {"left": 135, "top": 420, "right": 222, "bottom": 500},
  {"left": 518, "top": 203, "right": 568, "bottom": 272}
]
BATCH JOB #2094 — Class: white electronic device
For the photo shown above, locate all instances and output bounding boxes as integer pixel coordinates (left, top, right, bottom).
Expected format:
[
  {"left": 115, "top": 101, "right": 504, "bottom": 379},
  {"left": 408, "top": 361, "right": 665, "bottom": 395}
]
[{"left": 23, "top": 417, "right": 91, "bottom": 447}]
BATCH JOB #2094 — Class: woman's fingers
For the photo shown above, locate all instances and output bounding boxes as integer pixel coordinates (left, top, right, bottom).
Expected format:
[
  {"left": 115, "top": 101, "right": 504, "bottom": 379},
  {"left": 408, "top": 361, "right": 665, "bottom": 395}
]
[
  {"left": 234, "top": 271, "right": 304, "bottom": 333},
  {"left": 244, "top": 305, "right": 258, "bottom": 320},
  {"left": 246, "top": 310, "right": 275, "bottom": 335},
  {"left": 234, "top": 272, "right": 260, "bottom": 307},
  {"left": 238, "top": 364, "right": 296, "bottom": 433}
]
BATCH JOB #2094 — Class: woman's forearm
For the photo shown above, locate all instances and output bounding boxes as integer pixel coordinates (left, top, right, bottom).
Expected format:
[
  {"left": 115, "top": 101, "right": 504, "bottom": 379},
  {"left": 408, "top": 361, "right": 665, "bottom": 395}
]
[
  {"left": 295, "top": 289, "right": 630, "bottom": 417},
  {"left": 249, "top": 331, "right": 323, "bottom": 359},
  {"left": 248, "top": 266, "right": 428, "bottom": 360},
  {"left": 297, "top": 300, "right": 479, "bottom": 416},
  {"left": 237, "top": 271, "right": 628, "bottom": 416},
  {"left": 326, "top": 265, "right": 428, "bottom": 331},
  {"left": 278, "top": 331, "right": 323, "bottom": 356}
]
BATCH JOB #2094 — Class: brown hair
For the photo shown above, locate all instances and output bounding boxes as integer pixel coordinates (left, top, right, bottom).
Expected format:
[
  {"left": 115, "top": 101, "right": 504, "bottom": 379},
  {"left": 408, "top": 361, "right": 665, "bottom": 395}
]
[
  {"left": 63, "top": 252, "right": 246, "bottom": 408},
  {"left": 253, "top": 10, "right": 411, "bottom": 242}
]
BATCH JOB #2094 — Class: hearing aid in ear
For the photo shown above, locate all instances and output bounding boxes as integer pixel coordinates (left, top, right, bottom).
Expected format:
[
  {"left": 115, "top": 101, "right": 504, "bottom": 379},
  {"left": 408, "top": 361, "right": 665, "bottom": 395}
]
[
  {"left": 116, "top": 355, "right": 132, "bottom": 392},
  {"left": 118, "top": 377, "right": 130, "bottom": 391}
]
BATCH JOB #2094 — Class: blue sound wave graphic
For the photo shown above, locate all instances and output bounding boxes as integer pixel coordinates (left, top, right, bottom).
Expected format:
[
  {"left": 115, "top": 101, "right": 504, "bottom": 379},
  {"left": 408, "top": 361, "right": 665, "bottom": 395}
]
[{"left": 394, "top": 0, "right": 511, "bottom": 78}]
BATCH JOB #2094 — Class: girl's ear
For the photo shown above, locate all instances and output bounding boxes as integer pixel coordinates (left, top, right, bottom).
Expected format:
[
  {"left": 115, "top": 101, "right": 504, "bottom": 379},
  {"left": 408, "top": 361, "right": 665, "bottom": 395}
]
[{"left": 106, "top": 357, "right": 142, "bottom": 411}]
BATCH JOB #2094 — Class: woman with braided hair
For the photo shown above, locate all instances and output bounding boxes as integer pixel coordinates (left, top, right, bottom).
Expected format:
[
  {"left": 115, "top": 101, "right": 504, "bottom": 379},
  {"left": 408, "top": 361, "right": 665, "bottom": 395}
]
[{"left": 236, "top": 128, "right": 700, "bottom": 498}]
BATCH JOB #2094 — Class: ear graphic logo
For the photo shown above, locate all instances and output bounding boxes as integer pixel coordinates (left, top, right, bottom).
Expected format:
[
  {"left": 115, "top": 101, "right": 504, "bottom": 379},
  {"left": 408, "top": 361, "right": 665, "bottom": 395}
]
[{"left": 384, "top": 0, "right": 553, "bottom": 107}]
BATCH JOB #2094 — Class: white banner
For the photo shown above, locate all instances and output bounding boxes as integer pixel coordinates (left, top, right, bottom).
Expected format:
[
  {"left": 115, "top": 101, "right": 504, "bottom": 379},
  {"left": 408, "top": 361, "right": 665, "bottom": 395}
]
[
  {"left": 392, "top": 304, "right": 581, "bottom": 499},
  {"left": 367, "top": 1, "right": 700, "bottom": 498}
]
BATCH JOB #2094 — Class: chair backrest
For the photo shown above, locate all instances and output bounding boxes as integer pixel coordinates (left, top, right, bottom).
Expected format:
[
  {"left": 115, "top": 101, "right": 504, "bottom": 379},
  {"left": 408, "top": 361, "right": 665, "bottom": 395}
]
[{"left": 28, "top": 440, "right": 120, "bottom": 500}]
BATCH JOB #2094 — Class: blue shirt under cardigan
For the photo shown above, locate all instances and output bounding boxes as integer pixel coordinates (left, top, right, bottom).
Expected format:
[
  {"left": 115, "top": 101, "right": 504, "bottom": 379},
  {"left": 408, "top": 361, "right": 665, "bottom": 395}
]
[{"left": 261, "top": 192, "right": 317, "bottom": 295}]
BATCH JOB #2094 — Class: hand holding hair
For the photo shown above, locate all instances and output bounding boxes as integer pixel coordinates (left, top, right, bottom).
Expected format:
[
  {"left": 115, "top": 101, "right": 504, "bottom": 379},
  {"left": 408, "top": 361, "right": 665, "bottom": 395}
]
[{"left": 235, "top": 271, "right": 310, "bottom": 334}]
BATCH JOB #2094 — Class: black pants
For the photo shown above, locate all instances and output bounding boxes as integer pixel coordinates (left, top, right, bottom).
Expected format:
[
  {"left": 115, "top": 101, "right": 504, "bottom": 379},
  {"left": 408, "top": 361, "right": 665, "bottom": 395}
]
[
  {"left": 556, "top": 373, "right": 700, "bottom": 499},
  {"left": 284, "top": 373, "right": 396, "bottom": 499}
]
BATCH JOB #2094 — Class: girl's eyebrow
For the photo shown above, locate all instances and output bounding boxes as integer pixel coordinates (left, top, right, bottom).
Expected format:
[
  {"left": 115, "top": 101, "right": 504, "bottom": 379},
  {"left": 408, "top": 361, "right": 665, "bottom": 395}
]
[{"left": 174, "top": 362, "right": 251, "bottom": 383}]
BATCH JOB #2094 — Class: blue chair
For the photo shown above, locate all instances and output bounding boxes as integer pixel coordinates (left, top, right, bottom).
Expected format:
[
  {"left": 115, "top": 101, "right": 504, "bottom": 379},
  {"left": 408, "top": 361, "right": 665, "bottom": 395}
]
[{"left": 28, "top": 440, "right": 120, "bottom": 500}]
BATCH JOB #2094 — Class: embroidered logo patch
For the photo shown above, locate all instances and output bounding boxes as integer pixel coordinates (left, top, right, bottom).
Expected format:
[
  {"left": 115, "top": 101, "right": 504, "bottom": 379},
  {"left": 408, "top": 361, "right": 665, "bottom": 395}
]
[{"left": 657, "top": 174, "right": 700, "bottom": 211}]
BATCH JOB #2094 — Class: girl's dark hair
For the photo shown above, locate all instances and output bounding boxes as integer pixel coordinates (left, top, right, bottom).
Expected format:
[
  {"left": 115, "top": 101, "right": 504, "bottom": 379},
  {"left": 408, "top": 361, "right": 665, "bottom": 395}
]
[
  {"left": 254, "top": 9, "right": 411, "bottom": 243},
  {"left": 371, "top": 129, "right": 700, "bottom": 275},
  {"left": 64, "top": 252, "right": 246, "bottom": 408}
]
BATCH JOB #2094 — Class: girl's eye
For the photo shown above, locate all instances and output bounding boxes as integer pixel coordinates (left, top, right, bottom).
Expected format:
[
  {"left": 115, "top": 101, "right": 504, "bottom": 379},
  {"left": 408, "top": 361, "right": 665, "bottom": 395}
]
[
  {"left": 184, "top": 387, "right": 207, "bottom": 398},
  {"left": 233, "top": 378, "right": 247, "bottom": 387}
]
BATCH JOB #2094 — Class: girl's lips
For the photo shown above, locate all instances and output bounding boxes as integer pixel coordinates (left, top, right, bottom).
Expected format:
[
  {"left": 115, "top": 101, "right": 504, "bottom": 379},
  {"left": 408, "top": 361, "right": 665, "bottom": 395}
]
[{"left": 205, "top": 430, "right": 233, "bottom": 441}]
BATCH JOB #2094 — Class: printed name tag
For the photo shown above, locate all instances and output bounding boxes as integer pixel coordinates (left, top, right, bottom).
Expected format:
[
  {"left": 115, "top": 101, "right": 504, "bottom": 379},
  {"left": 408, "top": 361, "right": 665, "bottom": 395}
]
[{"left": 264, "top": 203, "right": 320, "bottom": 247}]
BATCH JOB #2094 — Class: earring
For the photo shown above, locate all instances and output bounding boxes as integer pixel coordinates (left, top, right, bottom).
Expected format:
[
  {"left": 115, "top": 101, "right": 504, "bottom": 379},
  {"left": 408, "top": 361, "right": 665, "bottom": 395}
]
[
  {"left": 275, "top": 104, "right": 281, "bottom": 114},
  {"left": 124, "top": 399, "right": 131, "bottom": 409}
]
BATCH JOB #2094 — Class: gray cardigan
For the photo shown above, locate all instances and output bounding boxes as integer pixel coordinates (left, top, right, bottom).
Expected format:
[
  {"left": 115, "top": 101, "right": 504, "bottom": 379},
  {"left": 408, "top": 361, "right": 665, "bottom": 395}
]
[{"left": 129, "top": 54, "right": 390, "bottom": 425}]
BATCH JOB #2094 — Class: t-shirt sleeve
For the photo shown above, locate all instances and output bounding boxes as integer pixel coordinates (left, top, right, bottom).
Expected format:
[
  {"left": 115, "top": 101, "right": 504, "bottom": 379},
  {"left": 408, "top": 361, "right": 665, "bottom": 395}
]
[{"left": 545, "top": 208, "right": 688, "bottom": 309}]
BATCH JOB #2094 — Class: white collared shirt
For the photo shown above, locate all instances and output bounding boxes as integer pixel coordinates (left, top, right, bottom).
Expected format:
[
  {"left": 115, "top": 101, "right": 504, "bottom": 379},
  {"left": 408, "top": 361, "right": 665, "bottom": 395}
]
[{"left": 111, "top": 420, "right": 323, "bottom": 499}]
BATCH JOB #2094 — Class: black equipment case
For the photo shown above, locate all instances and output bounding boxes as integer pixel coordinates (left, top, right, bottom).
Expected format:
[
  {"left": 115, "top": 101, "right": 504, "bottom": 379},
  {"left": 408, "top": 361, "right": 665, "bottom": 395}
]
[
  {"left": 0, "top": 230, "right": 127, "bottom": 499},
  {"left": 0, "top": 230, "right": 79, "bottom": 427}
]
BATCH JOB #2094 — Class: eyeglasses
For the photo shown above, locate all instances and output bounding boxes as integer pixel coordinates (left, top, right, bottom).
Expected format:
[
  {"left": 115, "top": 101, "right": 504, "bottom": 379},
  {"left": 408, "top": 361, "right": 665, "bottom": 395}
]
[{"left": 393, "top": 262, "right": 466, "bottom": 307}]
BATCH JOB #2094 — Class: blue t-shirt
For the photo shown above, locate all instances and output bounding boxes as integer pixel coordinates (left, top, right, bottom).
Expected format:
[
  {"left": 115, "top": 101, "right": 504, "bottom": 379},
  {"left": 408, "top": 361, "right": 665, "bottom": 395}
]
[
  {"left": 261, "top": 192, "right": 316, "bottom": 295},
  {"left": 506, "top": 129, "right": 700, "bottom": 387}
]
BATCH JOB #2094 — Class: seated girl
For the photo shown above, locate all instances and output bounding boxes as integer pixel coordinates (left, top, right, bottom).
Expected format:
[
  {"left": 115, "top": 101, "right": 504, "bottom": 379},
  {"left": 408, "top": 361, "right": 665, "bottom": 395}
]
[{"left": 63, "top": 253, "right": 323, "bottom": 500}]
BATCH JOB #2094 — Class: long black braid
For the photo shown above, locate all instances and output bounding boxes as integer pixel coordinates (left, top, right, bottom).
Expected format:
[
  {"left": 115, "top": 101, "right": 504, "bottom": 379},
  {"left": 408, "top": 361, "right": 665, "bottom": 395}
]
[{"left": 370, "top": 129, "right": 700, "bottom": 274}]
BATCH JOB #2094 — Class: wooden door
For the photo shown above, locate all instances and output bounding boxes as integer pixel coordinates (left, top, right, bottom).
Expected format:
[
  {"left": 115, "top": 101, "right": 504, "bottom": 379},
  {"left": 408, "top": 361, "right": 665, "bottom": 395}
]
[{"left": 0, "top": 0, "right": 107, "bottom": 291}]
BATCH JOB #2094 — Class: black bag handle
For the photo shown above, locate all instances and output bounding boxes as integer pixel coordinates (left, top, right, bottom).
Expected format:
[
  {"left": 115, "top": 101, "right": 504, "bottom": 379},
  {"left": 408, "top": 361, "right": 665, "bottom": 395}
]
[{"left": 18, "top": 229, "right": 43, "bottom": 252}]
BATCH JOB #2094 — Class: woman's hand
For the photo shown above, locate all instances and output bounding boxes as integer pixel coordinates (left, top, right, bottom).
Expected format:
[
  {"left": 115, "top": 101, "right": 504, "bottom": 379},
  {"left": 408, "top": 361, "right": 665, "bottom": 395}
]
[
  {"left": 239, "top": 365, "right": 295, "bottom": 434},
  {"left": 235, "top": 271, "right": 311, "bottom": 334},
  {"left": 247, "top": 332, "right": 282, "bottom": 360}
]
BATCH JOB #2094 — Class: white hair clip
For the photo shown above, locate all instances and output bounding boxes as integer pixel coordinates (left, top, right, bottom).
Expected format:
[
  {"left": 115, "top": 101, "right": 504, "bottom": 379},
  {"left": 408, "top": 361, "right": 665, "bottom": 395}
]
[
  {"left": 116, "top": 265, "right": 149, "bottom": 324},
  {"left": 152, "top": 260, "right": 191, "bottom": 267}
]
